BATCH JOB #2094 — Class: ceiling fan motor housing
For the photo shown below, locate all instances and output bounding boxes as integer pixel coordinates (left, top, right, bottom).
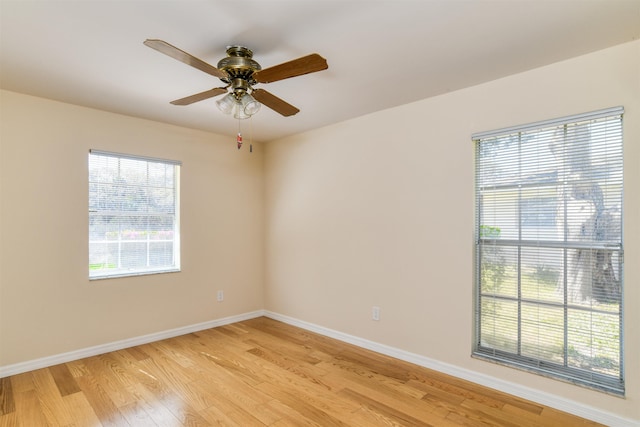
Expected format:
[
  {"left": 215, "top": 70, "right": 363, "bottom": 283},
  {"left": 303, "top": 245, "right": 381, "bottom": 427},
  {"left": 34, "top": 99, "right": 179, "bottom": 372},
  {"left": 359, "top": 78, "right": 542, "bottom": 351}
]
[{"left": 217, "top": 46, "right": 261, "bottom": 96}]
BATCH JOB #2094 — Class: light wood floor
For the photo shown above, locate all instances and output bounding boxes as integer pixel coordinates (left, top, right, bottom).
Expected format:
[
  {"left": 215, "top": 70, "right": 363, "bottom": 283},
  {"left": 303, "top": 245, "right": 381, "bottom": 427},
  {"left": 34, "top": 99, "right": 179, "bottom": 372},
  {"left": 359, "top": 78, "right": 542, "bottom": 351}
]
[{"left": 0, "top": 317, "right": 603, "bottom": 426}]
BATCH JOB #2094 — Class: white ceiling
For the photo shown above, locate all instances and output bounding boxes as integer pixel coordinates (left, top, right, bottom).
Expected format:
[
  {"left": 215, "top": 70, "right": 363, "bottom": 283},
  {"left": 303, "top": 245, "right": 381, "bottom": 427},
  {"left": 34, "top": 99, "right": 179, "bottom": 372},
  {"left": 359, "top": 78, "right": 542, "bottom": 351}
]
[{"left": 1, "top": 0, "right": 639, "bottom": 143}]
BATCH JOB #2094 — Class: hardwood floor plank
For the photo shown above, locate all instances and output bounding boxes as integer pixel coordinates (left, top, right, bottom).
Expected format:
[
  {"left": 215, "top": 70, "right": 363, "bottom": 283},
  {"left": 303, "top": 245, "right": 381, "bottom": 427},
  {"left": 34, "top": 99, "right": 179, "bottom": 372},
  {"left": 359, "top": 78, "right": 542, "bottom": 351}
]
[
  {"left": 31, "top": 368, "right": 76, "bottom": 426},
  {"left": 13, "top": 389, "right": 51, "bottom": 427},
  {"left": 199, "top": 404, "right": 255, "bottom": 426},
  {"left": 501, "top": 402, "right": 570, "bottom": 427},
  {"left": 1, "top": 317, "right": 606, "bottom": 426},
  {"left": 242, "top": 318, "right": 310, "bottom": 346},
  {"left": 458, "top": 398, "right": 539, "bottom": 427},
  {"left": 322, "top": 361, "right": 450, "bottom": 422},
  {"left": 63, "top": 391, "right": 103, "bottom": 426},
  {"left": 75, "top": 373, "right": 131, "bottom": 426},
  {"left": 446, "top": 410, "right": 500, "bottom": 427},
  {"left": 0, "top": 377, "right": 15, "bottom": 416},
  {"left": 200, "top": 399, "right": 273, "bottom": 426},
  {"left": 348, "top": 407, "right": 407, "bottom": 427},
  {"left": 247, "top": 345, "right": 334, "bottom": 392},
  {"left": 0, "top": 412, "right": 19, "bottom": 427},
  {"left": 240, "top": 322, "right": 326, "bottom": 366},
  {"left": 141, "top": 340, "right": 202, "bottom": 384},
  {"left": 131, "top": 388, "right": 185, "bottom": 426},
  {"left": 198, "top": 347, "right": 266, "bottom": 387},
  {"left": 409, "top": 368, "right": 509, "bottom": 411},
  {"left": 267, "top": 398, "right": 326, "bottom": 427},
  {"left": 256, "top": 383, "right": 348, "bottom": 426},
  {"left": 124, "top": 345, "right": 151, "bottom": 361},
  {"left": 214, "top": 325, "right": 247, "bottom": 340},
  {"left": 110, "top": 348, "right": 221, "bottom": 427},
  {"left": 539, "top": 406, "right": 605, "bottom": 426},
  {"left": 196, "top": 406, "right": 239, "bottom": 426},
  {"left": 237, "top": 399, "right": 289, "bottom": 425},
  {"left": 321, "top": 356, "right": 426, "bottom": 402},
  {"left": 336, "top": 347, "right": 413, "bottom": 383},
  {"left": 65, "top": 359, "right": 91, "bottom": 378},
  {"left": 196, "top": 328, "right": 256, "bottom": 353},
  {"left": 338, "top": 387, "right": 435, "bottom": 427},
  {"left": 408, "top": 380, "right": 466, "bottom": 406},
  {"left": 135, "top": 383, "right": 206, "bottom": 427},
  {"left": 256, "top": 374, "right": 365, "bottom": 424},
  {"left": 6, "top": 372, "right": 34, "bottom": 394},
  {"left": 153, "top": 337, "right": 197, "bottom": 368},
  {"left": 49, "top": 362, "right": 81, "bottom": 396},
  {"left": 80, "top": 357, "right": 137, "bottom": 409},
  {"left": 119, "top": 399, "right": 161, "bottom": 427}
]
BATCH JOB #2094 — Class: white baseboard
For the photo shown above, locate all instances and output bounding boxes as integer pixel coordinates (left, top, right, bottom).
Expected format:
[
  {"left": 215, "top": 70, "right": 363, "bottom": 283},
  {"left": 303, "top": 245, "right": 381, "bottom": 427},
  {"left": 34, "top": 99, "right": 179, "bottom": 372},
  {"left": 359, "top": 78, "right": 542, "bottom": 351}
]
[
  {"left": 0, "top": 310, "right": 265, "bottom": 379},
  {"left": 264, "top": 311, "right": 638, "bottom": 427}
]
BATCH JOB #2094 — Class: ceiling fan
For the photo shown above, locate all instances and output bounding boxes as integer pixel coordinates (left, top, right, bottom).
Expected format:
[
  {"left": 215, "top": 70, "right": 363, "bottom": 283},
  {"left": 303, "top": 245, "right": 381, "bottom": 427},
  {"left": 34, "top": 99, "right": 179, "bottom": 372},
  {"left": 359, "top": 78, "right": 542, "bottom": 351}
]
[{"left": 144, "top": 39, "right": 328, "bottom": 119}]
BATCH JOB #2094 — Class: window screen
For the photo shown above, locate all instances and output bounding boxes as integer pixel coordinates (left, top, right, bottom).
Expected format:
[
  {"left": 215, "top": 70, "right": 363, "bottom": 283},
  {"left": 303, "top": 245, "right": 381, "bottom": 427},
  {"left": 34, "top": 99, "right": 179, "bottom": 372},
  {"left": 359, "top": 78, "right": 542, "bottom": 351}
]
[
  {"left": 473, "top": 107, "right": 624, "bottom": 395},
  {"left": 89, "top": 150, "right": 180, "bottom": 279}
]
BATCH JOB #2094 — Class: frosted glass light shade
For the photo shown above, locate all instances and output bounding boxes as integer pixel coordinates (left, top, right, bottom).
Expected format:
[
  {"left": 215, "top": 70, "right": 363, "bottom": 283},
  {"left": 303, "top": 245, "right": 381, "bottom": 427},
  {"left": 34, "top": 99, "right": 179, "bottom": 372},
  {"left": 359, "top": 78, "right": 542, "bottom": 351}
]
[
  {"left": 243, "top": 94, "right": 261, "bottom": 115},
  {"left": 233, "top": 105, "right": 251, "bottom": 120},
  {"left": 216, "top": 93, "right": 236, "bottom": 114},
  {"left": 233, "top": 93, "right": 260, "bottom": 119}
]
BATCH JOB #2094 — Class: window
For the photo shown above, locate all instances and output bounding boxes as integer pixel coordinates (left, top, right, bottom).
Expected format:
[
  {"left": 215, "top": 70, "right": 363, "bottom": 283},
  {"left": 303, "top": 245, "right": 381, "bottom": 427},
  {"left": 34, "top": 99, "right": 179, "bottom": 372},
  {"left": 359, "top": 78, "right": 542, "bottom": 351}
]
[
  {"left": 89, "top": 150, "right": 180, "bottom": 279},
  {"left": 473, "top": 107, "right": 624, "bottom": 395}
]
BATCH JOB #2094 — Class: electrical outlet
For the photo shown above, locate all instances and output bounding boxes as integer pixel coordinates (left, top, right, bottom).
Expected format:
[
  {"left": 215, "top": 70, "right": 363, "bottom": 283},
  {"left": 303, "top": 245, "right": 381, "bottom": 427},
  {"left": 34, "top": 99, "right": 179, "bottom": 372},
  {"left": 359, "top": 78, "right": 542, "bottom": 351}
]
[
  {"left": 217, "top": 290, "right": 224, "bottom": 302},
  {"left": 372, "top": 306, "right": 380, "bottom": 321}
]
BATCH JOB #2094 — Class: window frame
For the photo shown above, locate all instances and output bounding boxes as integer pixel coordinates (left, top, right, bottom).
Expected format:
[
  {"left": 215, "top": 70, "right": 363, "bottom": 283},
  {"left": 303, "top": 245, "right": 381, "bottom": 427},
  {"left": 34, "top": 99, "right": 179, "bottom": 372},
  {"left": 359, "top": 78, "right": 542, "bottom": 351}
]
[
  {"left": 88, "top": 150, "right": 181, "bottom": 280},
  {"left": 472, "top": 107, "right": 624, "bottom": 395}
]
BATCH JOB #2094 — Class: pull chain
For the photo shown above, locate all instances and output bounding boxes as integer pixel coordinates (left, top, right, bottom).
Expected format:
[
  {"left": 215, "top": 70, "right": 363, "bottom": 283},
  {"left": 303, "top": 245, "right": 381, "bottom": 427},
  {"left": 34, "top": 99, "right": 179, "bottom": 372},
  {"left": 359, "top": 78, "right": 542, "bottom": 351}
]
[
  {"left": 235, "top": 117, "right": 254, "bottom": 152},
  {"left": 249, "top": 115, "right": 253, "bottom": 153}
]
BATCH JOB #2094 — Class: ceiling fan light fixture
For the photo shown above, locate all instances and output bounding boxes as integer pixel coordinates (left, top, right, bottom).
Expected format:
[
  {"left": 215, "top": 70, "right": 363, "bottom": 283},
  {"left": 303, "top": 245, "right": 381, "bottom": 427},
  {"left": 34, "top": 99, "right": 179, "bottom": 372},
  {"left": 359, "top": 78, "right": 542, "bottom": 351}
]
[
  {"left": 241, "top": 93, "right": 261, "bottom": 116},
  {"left": 233, "top": 99, "right": 251, "bottom": 120},
  {"left": 233, "top": 108, "right": 251, "bottom": 120},
  {"left": 218, "top": 92, "right": 259, "bottom": 119},
  {"left": 216, "top": 93, "right": 236, "bottom": 114}
]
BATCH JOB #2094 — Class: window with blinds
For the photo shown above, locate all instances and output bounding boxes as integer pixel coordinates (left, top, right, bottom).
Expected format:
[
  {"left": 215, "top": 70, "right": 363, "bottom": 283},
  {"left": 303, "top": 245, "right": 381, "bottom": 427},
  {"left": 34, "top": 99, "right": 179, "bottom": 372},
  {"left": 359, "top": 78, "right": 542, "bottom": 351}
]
[
  {"left": 473, "top": 107, "right": 624, "bottom": 395},
  {"left": 89, "top": 150, "right": 181, "bottom": 279}
]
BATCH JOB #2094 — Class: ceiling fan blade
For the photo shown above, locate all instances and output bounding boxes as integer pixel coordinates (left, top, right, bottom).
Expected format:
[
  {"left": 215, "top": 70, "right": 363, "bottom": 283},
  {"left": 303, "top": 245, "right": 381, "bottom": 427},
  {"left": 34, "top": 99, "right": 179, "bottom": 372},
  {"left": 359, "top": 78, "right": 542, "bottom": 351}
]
[
  {"left": 170, "top": 87, "right": 228, "bottom": 106},
  {"left": 253, "top": 54, "right": 328, "bottom": 84},
  {"left": 144, "top": 39, "right": 228, "bottom": 79},
  {"left": 252, "top": 89, "right": 300, "bottom": 117}
]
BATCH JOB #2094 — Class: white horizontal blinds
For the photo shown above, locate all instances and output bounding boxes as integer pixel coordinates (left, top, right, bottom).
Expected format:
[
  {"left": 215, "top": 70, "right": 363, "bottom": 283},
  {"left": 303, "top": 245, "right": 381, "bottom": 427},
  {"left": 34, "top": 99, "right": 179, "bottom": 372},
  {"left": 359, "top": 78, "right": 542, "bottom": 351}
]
[
  {"left": 474, "top": 107, "right": 624, "bottom": 395},
  {"left": 89, "top": 151, "right": 180, "bottom": 279},
  {"left": 89, "top": 149, "right": 182, "bottom": 166}
]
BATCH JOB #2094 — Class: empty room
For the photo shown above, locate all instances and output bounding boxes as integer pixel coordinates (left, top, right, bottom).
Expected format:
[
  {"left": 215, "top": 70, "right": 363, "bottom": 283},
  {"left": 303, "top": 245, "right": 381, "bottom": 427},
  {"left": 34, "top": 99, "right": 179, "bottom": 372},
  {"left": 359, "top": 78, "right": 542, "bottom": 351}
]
[{"left": 1, "top": 1, "right": 639, "bottom": 425}]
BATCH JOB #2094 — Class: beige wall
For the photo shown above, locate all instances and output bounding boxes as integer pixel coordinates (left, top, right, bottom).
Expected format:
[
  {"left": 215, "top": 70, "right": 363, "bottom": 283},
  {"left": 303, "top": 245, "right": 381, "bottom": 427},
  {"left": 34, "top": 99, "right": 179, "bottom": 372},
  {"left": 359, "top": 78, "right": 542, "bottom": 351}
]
[
  {"left": 264, "top": 41, "right": 640, "bottom": 420},
  {"left": 0, "top": 90, "right": 265, "bottom": 365}
]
